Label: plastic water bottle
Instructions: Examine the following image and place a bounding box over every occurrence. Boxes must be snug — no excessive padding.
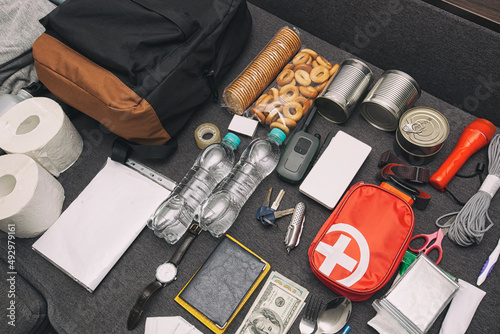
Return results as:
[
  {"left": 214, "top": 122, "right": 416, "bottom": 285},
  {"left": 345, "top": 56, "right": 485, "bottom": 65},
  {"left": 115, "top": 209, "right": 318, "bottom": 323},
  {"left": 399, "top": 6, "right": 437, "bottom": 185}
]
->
[
  {"left": 0, "top": 82, "right": 45, "bottom": 118},
  {"left": 147, "top": 132, "right": 241, "bottom": 244},
  {"left": 197, "top": 128, "right": 286, "bottom": 237}
]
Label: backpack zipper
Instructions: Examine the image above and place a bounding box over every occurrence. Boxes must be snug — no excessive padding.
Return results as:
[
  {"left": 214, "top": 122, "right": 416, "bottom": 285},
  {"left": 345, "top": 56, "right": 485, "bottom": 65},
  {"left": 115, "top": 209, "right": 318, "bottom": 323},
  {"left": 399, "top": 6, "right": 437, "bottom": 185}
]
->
[
  {"left": 202, "top": 69, "right": 219, "bottom": 101},
  {"left": 202, "top": 28, "right": 234, "bottom": 101},
  {"left": 203, "top": 0, "right": 251, "bottom": 101}
]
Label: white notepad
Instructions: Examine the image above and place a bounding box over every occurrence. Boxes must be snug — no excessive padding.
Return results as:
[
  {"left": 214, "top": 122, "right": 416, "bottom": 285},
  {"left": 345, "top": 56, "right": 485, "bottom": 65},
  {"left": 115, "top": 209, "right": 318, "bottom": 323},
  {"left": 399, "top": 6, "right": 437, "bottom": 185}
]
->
[
  {"left": 33, "top": 158, "right": 172, "bottom": 292},
  {"left": 299, "top": 131, "right": 371, "bottom": 210}
]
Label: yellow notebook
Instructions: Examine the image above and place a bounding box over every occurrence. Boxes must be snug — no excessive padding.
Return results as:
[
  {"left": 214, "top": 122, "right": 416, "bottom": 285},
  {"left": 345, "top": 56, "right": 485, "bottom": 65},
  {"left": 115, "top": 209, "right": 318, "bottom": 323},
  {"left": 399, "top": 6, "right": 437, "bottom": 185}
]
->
[{"left": 175, "top": 235, "right": 270, "bottom": 334}]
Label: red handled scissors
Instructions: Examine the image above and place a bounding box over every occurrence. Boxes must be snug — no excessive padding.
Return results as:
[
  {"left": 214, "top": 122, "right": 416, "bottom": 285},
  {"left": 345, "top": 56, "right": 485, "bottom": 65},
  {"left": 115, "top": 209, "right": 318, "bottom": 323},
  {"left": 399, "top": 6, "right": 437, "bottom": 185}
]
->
[{"left": 409, "top": 228, "right": 447, "bottom": 264}]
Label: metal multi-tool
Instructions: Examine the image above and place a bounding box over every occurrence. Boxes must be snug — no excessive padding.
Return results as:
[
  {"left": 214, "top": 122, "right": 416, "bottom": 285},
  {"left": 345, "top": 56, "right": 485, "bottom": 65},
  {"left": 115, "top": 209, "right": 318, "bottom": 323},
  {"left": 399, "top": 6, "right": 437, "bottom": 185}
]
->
[{"left": 284, "top": 202, "right": 306, "bottom": 253}]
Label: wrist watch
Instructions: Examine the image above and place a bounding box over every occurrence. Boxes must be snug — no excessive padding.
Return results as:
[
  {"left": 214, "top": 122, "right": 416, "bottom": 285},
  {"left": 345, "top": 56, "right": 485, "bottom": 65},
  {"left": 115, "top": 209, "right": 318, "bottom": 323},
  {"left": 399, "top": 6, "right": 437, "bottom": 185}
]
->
[{"left": 127, "top": 222, "right": 202, "bottom": 330}]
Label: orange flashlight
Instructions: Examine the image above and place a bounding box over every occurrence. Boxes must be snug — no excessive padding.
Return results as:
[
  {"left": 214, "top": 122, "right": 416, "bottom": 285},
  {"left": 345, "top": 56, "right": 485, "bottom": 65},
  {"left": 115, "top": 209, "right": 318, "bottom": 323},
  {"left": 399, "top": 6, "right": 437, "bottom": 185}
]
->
[{"left": 429, "top": 118, "right": 496, "bottom": 191}]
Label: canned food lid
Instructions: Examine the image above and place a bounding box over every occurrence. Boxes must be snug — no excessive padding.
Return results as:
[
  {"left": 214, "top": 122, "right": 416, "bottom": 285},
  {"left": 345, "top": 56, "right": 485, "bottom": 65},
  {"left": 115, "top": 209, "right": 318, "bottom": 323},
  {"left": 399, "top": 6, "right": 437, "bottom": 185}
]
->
[{"left": 398, "top": 107, "right": 449, "bottom": 148}]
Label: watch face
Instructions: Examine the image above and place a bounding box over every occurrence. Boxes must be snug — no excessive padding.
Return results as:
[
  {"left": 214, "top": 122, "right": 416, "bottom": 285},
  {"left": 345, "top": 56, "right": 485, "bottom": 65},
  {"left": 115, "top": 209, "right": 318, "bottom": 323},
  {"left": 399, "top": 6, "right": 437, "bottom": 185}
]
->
[{"left": 155, "top": 262, "right": 177, "bottom": 284}]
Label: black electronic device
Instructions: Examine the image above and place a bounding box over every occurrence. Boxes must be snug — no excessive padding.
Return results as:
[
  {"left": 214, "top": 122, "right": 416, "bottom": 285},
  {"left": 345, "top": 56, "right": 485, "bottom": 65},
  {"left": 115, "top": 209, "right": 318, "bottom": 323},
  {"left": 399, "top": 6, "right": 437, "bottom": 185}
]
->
[{"left": 277, "top": 106, "right": 320, "bottom": 184}]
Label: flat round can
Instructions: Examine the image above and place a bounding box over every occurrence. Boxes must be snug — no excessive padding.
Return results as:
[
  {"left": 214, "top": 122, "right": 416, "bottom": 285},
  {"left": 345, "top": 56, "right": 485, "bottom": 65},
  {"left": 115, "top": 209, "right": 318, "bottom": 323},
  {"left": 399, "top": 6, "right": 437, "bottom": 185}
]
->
[{"left": 398, "top": 107, "right": 449, "bottom": 155}]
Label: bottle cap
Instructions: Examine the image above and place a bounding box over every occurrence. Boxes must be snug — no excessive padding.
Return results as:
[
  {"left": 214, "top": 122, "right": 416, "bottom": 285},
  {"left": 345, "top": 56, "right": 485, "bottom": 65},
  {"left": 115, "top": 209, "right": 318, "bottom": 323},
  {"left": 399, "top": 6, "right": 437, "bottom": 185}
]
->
[
  {"left": 223, "top": 132, "right": 241, "bottom": 149},
  {"left": 269, "top": 128, "right": 286, "bottom": 144}
]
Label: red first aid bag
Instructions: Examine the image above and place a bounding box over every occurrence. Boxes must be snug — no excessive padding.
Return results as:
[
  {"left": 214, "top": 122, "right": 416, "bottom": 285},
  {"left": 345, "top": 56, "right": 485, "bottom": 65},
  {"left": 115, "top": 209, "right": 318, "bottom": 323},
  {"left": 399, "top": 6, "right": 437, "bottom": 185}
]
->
[{"left": 308, "top": 182, "right": 414, "bottom": 301}]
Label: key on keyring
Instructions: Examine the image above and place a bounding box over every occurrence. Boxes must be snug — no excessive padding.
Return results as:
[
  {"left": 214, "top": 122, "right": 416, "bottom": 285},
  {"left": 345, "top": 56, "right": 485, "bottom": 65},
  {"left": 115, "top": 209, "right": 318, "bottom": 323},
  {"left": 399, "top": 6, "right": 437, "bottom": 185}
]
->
[
  {"left": 256, "top": 188, "right": 293, "bottom": 226},
  {"left": 256, "top": 188, "right": 281, "bottom": 219},
  {"left": 256, "top": 187, "right": 274, "bottom": 220},
  {"left": 262, "top": 187, "right": 272, "bottom": 207},
  {"left": 261, "top": 208, "right": 295, "bottom": 226},
  {"left": 270, "top": 189, "right": 285, "bottom": 210}
]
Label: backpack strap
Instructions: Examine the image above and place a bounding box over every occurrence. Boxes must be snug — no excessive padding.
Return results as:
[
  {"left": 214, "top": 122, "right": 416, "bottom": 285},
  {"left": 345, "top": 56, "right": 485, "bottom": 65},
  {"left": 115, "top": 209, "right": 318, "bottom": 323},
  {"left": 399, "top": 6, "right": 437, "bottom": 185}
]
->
[{"left": 111, "top": 137, "right": 178, "bottom": 163}]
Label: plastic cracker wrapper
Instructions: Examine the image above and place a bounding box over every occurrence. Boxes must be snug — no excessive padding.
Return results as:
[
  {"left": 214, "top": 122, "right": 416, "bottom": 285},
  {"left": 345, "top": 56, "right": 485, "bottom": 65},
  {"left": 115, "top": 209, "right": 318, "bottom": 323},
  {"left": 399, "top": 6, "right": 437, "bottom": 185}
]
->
[
  {"left": 222, "top": 26, "right": 302, "bottom": 116},
  {"left": 244, "top": 49, "right": 339, "bottom": 136}
]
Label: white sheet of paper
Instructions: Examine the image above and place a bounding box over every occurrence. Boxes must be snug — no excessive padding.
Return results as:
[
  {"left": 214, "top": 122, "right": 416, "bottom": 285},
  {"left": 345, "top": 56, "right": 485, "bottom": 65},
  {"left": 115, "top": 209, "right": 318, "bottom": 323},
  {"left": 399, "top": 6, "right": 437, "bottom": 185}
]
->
[
  {"left": 145, "top": 316, "right": 202, "bottom": 334},
  {"left": 33, "top": 158, "right": 171, "bottom": 292}
]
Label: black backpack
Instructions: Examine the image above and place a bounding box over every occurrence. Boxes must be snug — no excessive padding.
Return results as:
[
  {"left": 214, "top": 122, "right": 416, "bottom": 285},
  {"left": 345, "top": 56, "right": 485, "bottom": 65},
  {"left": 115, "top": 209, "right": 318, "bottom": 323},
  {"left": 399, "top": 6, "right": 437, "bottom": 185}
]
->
[{"left": 33, "top": 0, "right": 252, "bottom": 155}]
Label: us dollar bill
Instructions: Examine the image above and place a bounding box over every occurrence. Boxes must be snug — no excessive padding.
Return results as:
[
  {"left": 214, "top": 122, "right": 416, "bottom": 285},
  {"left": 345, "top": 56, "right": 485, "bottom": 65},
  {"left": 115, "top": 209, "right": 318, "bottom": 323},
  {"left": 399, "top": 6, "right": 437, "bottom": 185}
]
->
[
  {"left": 235, "top": 271, "right": 308, "bottom": 334},
  {"left": 268, "top": 271, "right": 309, "bottom": 298}
]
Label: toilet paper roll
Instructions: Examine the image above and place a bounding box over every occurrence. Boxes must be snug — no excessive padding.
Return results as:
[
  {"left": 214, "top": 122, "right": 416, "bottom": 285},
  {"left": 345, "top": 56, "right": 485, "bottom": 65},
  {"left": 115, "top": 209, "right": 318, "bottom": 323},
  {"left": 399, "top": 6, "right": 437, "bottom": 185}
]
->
[
  {"left": 0, "top": 97, "right": 83, "bottom": 177},
  {"left": 0, "top": 154, "right": 65, "bottom": 238}
]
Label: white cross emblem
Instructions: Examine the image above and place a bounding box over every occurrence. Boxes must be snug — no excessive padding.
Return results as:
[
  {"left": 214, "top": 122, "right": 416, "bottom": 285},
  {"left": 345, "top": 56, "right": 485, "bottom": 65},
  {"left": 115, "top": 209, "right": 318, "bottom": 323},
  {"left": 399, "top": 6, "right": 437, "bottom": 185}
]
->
[
  {"left": 315, "top": 223, "right": 370, "bottom": 287},
  {"left": 316, "top": 234, "right": 357, "bottom": 274}
]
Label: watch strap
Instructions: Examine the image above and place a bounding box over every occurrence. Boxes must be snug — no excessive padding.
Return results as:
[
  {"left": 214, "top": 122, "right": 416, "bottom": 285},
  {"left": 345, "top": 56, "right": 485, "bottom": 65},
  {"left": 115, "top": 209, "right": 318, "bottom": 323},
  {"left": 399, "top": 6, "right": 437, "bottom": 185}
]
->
[
  {"left": 127, "top": 280, "right": 164, "bottom": 330},
  {"left": 169, "top": 221, "right": 202, "bottom": 266},
  {"left": 127, "top": 222, "right": 202, "bottom": 330}
]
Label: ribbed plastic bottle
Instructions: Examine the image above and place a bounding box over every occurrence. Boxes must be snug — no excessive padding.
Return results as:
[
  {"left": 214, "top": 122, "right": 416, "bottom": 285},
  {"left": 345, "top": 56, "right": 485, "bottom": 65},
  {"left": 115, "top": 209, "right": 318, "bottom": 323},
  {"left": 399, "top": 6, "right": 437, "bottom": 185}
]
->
[
  {"left": 0, "top": 82, "right": 45, "bottom": 118},
  {"left": 147, "top": 132, "right": 241, "bottom": 244},
  {"left": 0, "top": 89, "right": 32, "bottom": 118},
  {"left": 197, "top": 128, "right": 286, "bottom": 237}
]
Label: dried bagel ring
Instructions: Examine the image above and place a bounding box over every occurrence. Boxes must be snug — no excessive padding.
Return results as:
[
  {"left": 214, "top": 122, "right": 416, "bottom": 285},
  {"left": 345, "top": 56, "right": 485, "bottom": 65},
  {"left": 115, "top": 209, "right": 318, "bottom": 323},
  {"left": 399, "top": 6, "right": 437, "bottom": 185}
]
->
[
  {"left": 292, "top": 52, "right": 311, "bottom": 66},
  {"left": 269, "top": 87, "right": 279, "bottom": 102},
  {"left": 316, "top": 56, "right": 333, "bottom": 69},
  {"left": 276, "top": 69, "right": 294, "bottom": 86},
  {"left": 270, "top": 121, "right": 289, "bottom": 136},
  {"left": 281, "top": 117, "right": 297, "bottom": 129},
  {"left": 303, "top": 99, "right": 313, "bottom": 114},
  {"left": 301, "top": 48, "right": 318, "bottom": 59},
  {"left": 256, "top": 94, "right": 272, "bottom": 109},
  {"left": 282, "top": 101, "right": 303, "bottom": 121},
  {"left": 265, "top": 107, "right": 281, "bottom": 125},
  {"left": 295, "top": 69, "right": 312, "bottom": 86},
  {"left": 315, "top": 81, "right": 329, "bottom": 92},
  {"left": 294, "top": 63, "right": 312, "bottom": 73},
  {"left": 310, "top": 65, "right": 330, "bottom": 84},
  {"left": 294, "top": 96, "right": 308, "bottom": 108},
  {"left": 250, "top": 107, "right": 266, "bottom": 123},
  {"left": 264, "top": 101, "right": 282, "bottom": 114},
  {"left": 279, "top": 79, "right": 296, "bottom": 90},
  {"left": 330, "top": 63, "right": 340, "bottom": 76},
  {"left": 299, "top": 86, "right": 318, "bottom": 99},
  {"left": 280, "top": 84, "right": 300, "bottom": 102}
]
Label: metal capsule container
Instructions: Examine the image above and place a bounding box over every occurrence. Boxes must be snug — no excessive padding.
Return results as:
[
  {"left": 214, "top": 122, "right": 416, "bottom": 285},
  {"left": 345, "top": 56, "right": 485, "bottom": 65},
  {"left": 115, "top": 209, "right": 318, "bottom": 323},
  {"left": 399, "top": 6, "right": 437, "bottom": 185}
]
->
[
  {"left": 315, "top": 58, "right": 373, "bottom": 124},
  {"left": 395, "top": 107, "right": 449, "bottom": 165},
  {"left": 361, "top": 70, "right": 421, "bottom": 131}
]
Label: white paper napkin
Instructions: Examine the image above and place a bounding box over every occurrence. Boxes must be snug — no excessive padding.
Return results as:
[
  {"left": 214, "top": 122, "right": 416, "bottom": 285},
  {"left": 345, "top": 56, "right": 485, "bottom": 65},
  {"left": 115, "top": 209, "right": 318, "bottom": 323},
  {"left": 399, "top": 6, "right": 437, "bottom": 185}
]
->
[{"left": 145, "top": 316, "right": 202, "bottom": 334}]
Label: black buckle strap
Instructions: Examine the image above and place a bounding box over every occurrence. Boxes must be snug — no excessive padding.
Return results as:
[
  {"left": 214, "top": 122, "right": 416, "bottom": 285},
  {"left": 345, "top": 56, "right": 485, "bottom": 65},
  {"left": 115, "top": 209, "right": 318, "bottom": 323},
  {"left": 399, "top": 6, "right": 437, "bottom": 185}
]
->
[
  {"left": 379, "top": 151, "right": 432, "bottom": 210},
  {"left": 412, "top": 166, "right": 423, "bottom": 184},
  {"left": 379, "top": 150, "right": 430, "bottom": 184},
  {"left": 386, "top": 175, "right": 431, "bottom": 210}
]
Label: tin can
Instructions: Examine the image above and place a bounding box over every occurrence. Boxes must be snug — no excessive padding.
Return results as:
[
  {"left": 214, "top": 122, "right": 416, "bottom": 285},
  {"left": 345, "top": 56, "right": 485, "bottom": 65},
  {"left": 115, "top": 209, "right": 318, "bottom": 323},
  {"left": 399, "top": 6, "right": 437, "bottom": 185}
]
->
[
  {"left": 315, "top": 59, "right": 373, "bottom": 123},
  {"left": 361, "top": 70, "right": 421, "bottom": 131},
  {"left": 395, "top": 107, "right": 449, "bottom": 165}
]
